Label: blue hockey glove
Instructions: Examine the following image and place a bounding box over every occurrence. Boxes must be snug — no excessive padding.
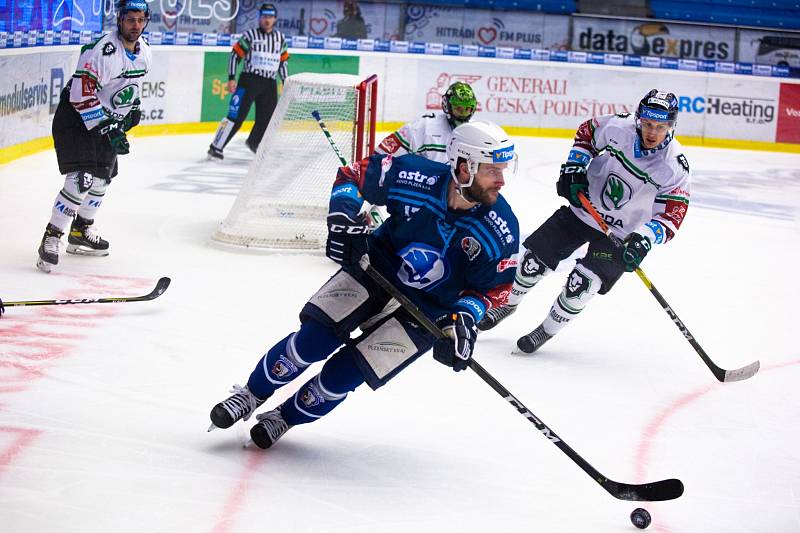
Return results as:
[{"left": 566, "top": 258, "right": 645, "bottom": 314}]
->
[
  {"left": 621, "top": 232, "right": 651, "bottom": 272},
  {"left": 96, "top": 118, "right": 130, "bottom": 155},
  {"left": 433, "top": 312, "right": 478, "bottom": 372},
  {"left": 556, "top": 163, "right": 589, "bottom": 207},
  {"left": 326, "top": 212, "right": 370, "bottom": 271}
]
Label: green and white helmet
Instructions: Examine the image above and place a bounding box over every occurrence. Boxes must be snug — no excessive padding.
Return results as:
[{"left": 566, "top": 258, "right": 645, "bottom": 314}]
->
[
  {"left": 442, "top": 81, "right": 477, "bottom": 128},
  {"left": 446, "top": 120, "right": 517, "bottom": 192}
]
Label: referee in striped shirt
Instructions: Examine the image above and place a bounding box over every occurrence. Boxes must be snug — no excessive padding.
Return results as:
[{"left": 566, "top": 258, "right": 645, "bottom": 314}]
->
[{"left": 208, "top": 3, "right": 289, "bottom": 160}]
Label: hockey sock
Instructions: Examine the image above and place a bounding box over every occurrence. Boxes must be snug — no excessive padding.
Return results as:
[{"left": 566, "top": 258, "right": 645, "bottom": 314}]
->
[
  {"left": 508, "top": 250, "right": 553, "bottom": 307},
  {"left": 211, "top": 118, "right": 234, "bottom": 151},
  {"left": 279, "top": 348, "right": 365, "bottom": 426},
  {"left": 75, "top": 178, "right": 109, "bottom": 222},
  {"left": 48, "top": 172, "right": 94, "bottom": 233},
  {"left": 247, "top": 319, "right": 342, "bottom": 399},
  {"left": 541, "top": 263, "right": 601, "bottom": 335}
]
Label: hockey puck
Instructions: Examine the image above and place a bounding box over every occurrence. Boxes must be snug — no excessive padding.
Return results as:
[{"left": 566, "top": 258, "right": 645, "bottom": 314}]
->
[{"left": 630, "top": 507, "right": 651, "bottom": 529}]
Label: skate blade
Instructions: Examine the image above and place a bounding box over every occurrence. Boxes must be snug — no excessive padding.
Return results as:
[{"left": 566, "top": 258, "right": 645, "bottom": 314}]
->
[
  {"left": 36, "top": 258, "right": 54, "bottom": 273},
  {"left": 66, "top": 244, "right": 110, "bottom": 256}
]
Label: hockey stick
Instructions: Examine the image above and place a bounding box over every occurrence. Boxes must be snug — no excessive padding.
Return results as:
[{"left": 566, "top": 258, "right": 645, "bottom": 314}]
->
[
  {"left": 311, "top": 109, "right": 385, "bottom": 228},
  {"left": 577, "top": 191, "right": 759, "bottom": 383},
  {"left": 311, "top": 110, "right": 348, "bottom": 166},
  {"left": 358, "top": 254, "right": 683, "bottom": 502},
  {"left": 2, "top": 277, "right": 171, "bottom": 308}
]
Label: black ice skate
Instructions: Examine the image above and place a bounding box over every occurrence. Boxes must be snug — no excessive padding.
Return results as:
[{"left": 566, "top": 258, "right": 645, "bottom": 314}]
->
[
  {"left": 250, "top": 408, "right": 291, "bottom": 449},
  {"left": 67, "top": 216, "right": 109, "bottom": 256},
  {"left": 477, "top": 304, "right": 517, "bottom": 331},
  {"left": 208, "top": 384, "right": 266, "bottom": 431},
  {"left": 517, "top": 325, "right": 553, "bottom": 354},
  {"left": 207, "top": 145, "right": 224, "bottom": 160},
  {"left": 36, "top": 223, "right": 63, "bottom": 273}
]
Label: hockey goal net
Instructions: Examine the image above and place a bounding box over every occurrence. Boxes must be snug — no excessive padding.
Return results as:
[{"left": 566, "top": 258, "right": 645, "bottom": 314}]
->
[{"left": 212, "top": 73, "right": 378, "bottom": 250}]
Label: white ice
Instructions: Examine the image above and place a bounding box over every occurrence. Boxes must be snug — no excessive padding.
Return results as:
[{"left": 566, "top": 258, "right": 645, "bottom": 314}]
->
[{"left": 1, "top": 134, "right": 798, "bottom": 533}]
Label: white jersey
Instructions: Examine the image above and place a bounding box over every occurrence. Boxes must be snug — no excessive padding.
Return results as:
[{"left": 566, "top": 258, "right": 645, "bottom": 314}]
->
[
  {"left": 568, "top": 114, "right": 691, "bottom": 245},
  {"left": 69, "top": 31, "right": 152, "bottom": 131},
  {"left": 375, "top": 111, "right": 453, "bottom": 164}
]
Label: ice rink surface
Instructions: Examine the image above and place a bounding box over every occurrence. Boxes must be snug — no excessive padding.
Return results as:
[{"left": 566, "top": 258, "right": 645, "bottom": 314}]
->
[{"left": 1, "top": 133, "right": 799, "bottom": 533}]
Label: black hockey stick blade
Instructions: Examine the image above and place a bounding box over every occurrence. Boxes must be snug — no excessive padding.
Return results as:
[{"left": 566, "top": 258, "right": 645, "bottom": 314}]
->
[
  {"left": 602, "top": 477, "right": 684, "bottom": 502},
  {"left": 3, "top": 277, "right": 171, "bottom": 307}
]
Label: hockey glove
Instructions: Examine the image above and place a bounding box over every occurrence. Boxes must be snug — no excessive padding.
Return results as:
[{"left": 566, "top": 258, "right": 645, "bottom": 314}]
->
[
  {"left": 326, "top": 212, "right": 370, "bottom": 271},
  {"left": 621, "top": 232, "right": 652, "bottom": 272},
  {"left": 556, "top": 163, "right": 589, "bottom": 208},
  {"left": 122, "top": 99, "right": 141, "bottom": 132},
  {"left": 96, "top": 119, "right": 130, "bottom": 155},
  {"left": 433, "top": 312, "right": 477, "bottom": 372}
]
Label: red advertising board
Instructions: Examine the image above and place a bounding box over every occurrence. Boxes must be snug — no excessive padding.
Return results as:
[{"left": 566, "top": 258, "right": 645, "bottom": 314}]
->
[{"left": 776, "top": 83, "right": 800, "bottom": 143}]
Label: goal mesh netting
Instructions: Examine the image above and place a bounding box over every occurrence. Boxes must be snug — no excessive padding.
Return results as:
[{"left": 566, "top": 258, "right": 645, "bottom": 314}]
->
[{"left": 212, "top": 73, "right": 377, "bottom": 250}]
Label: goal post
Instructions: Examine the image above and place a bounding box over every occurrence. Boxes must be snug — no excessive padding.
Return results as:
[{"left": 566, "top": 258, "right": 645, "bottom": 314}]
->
[{"left": 211, "top": 73, "right": 378, "bottom": 250}]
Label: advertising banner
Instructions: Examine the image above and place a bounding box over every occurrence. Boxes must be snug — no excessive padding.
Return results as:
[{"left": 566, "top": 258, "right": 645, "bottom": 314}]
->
[
  {"left": 200, "top": 50, "right": 359, "bottom": 122},
  {"left": 571, "top": 17, "right": 735, "bottom": 62},
  {"left": 142, "top": 49, "right": 203, "bottom": 125},
  {"left": 403, "top": 5, "right": 569, "bottom": 50},
  {"left": 392, "top": 57, "right": 785, "bottom": 143},
  {"left": 738, "top": 29, "right": 800, "bottom": 68},
  {"left": 0, "top": 51, "right": 78, "bottom": 148},
  {"left": 1, "top": 0, "right": 103, "bottom": 32},
  {"left": 134, "top": 0, "right": 235, "bottom": 34},
  {"left": 235, "top": 0, "right": 404, "bottom": 41},
  {"left": 776, "top": 83, "right": 800, "bottom": 143}
]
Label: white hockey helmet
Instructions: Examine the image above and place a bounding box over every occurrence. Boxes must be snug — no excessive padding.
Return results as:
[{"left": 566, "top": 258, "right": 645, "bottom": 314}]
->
[{"left": 446, "top": 120, "right": 517, "bottom": 190}]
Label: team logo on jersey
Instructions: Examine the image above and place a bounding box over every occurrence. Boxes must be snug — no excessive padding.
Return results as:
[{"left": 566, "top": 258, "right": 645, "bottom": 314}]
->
[
  {"left": 111, "top": 84, "right": 137, "bottom": 109},
  {"left": 379, "top": 135, "right": 401, "bottom": 154},
  {"left": 397, "top": 243, "right": 445, "bottom": 289},
  {"left": 496, "top": 257, "right": 518, "bottom": 272},
  {"left": 102, "top": 42, "right": 116, "bottom": 56},
  {"left": 601, "top": 173, "right": 633, "bottom": 210},
  {"left": 676, "top": 154, "right": 690, "bottom": 173},
  {"left": 461, "top": 237, "right": 481, "bottom": 261},
  {"left": 486, "top": 210, "right": 514, "bottom": 244}
]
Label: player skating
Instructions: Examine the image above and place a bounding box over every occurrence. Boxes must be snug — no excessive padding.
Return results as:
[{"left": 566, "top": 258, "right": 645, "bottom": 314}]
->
[
  {"left": 208, "top": 121, "right": 519, "bottom": 448},
  {"left": 375, "top": 81, "right": 477, "bottom": 163},
  {"left": 478, "top": 90, "right": 691, "bottom": 354},
  {"left": 207, "top": 3, "right": 288, "bottom": 160},
  {"left": 36, "top": 0, "right": 151, "bottom": 273}
]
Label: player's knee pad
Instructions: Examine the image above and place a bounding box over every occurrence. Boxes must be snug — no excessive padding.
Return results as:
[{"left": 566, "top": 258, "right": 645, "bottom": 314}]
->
[
  {"left": 556, "top": 263, "right": 602, "bottom": 316},
  {"left": 60, "top": 171, "right": 94, "bottom": 203},
  {"left": 516, "top": 249, "right": 552, "bottom": 288}
]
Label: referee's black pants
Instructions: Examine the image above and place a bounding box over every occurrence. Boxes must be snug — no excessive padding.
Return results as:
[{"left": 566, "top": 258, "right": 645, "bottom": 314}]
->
[{"left": 223, "top": 72, "right": 278, "bottom": 151}]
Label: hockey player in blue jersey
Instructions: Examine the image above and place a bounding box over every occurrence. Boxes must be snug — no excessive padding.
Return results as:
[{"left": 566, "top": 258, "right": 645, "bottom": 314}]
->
[{"left": 208, "top": 120, "right": 520, "bottom": 449}]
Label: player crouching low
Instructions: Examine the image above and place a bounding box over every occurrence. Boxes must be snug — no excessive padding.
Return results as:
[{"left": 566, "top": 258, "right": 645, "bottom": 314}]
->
[{"left": 208, "top": 121, "right": 520, "bottom": 449}]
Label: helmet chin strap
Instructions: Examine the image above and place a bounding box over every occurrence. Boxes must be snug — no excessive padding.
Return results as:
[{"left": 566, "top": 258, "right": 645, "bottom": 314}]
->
[{"left": 451, "top": 160, "right": 479, "bottom": 204}]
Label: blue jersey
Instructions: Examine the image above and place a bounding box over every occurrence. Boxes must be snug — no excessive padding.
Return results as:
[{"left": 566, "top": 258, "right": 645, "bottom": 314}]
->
[{"left": 330, "top": 153, "right": 519, "bottom": 323}]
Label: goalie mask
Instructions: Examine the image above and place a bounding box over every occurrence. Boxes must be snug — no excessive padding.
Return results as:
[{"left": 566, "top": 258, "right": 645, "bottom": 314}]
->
[
  {"left": 446, "top": 120, "right": 517, "bottom": 197},
  {"left": 442, "top": 82, "right": 477, "bottom": 128}
]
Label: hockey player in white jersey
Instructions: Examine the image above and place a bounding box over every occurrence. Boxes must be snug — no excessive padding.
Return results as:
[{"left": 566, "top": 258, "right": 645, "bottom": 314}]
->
[
  {"left": 36, "top": 0, "right": 151, "bottom": 273},
  {"left": 477, "top": 90, "right": 691, "bottom": 354},
  {"left": 375, "top": 81, "right": 476, "bottom": 163}
]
